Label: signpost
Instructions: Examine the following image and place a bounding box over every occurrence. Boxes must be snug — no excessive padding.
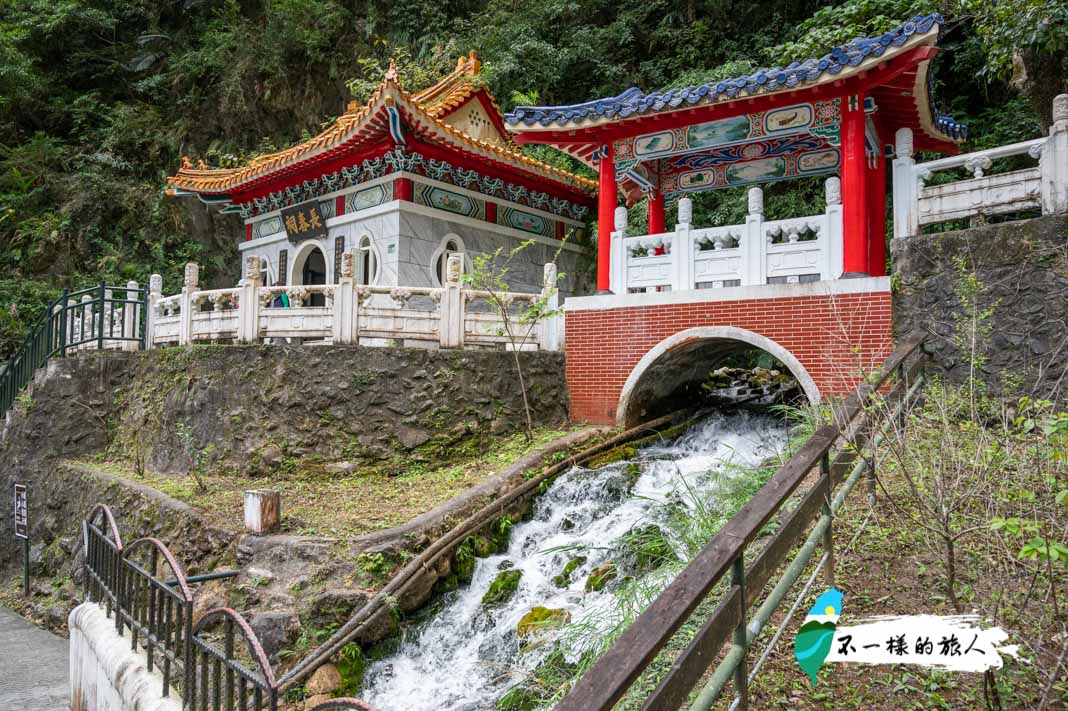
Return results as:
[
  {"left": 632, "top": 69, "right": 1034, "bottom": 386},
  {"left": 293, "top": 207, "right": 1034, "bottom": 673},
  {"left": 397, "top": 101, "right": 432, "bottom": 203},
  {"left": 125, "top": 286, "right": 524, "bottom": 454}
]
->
[{"left": 13, "top": 483, "right": 28, "bottom": 596}]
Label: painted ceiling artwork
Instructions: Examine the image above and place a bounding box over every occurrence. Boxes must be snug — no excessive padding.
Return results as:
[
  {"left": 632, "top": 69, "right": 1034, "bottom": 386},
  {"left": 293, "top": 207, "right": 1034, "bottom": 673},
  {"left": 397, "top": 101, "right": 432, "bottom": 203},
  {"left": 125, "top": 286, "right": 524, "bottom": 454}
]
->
[{"left": 614, "top": 100, "right": 843, "bottom": 197}]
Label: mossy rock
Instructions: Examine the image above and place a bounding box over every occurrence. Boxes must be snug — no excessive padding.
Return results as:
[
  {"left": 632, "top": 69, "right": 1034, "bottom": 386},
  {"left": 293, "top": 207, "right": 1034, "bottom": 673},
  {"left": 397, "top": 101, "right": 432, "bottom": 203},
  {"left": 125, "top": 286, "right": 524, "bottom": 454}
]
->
[
  {"left": 517, "top": 606, "right": 571, "bottom": 639},
  {"left": 496, "top": 686, "right": 540, "bottom": 711},
  {"left": 434, "top": 573, "right": 459, "bottom": 594},
  {"left": 336, "top": 643, "right": 366, "bottom": 696},
  {"left": 584, "top": 562, "right": 617, "bottom": 592},
  {"left": 587, "top": 445, "right": 636, "bottom": 468},
  {"left": 482, "top": 569, "right": 523, "bottom": 607},
  {"left": 468, "top": 535, "right": 497, "bottom": 558},
  {"left": 455, "top": 552, "right": 476, "bottom": 584},
  {"left": 552, "top": 555, "right": 587, "bottom": 588}
]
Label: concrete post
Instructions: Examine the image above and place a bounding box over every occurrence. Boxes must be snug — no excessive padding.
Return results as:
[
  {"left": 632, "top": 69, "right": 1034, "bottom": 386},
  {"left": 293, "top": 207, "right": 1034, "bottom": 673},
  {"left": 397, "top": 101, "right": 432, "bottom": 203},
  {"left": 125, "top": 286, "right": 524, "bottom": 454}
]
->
[
  {"left": 539, "top": 262, "right": 562, "bottom": 351},
  {"left": 145, "top": 275, "right": 161, "bottom": 350},
  {"left": 123, "top": 281, "right": 138, "bottom": 351},
  {"left": 744, "top": 187, "right": 765, "bottom": 286},
  {"left": 825, "top": 177, "right": 844, "bottom": 279},
  {"left": 238, "top": 256, "right": 262, "bottom": 344},
  {"left": 243, "top": 490, "right": 280, "bottom": 534},
  {"left": 609, "top": 206, "right": 629, "bottom": 294},
  {"left": 672, "top": 197, "right": 694, "bottom": 292},
  {"left": 440, "top": 253, "right": 464, "bottom": 348},
  {"left": 333, "top": 252, "right": 355, "bottom": 345},
  {"left": 79, "top": 294, "right": 93, "bottom": 351},
  {"left": 1040, "top": 94, "right": 1068, "bottom": 215},
  {"left": 892, "top": 127, "right": 919, "bottom": 239},
  {"left": 178, "top": 262, "right": 198, "bottom": 346}
]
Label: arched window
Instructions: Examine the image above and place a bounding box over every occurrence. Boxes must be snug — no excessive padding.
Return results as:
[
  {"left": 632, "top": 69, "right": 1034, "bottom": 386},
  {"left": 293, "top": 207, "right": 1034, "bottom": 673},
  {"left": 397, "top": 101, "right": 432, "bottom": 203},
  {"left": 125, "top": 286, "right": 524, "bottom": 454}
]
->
[
  {"left": 432, "top": 234, "right": 468, "bottom": 286},
  {"left": 356, "top": 234, "right": 378, "bottom": 286}
]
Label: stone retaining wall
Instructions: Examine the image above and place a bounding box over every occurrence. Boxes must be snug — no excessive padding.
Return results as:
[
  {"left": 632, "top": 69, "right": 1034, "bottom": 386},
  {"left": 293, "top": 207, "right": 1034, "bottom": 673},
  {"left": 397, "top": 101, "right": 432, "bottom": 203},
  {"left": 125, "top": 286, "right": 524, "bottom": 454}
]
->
[{"left": 891, "top": 215, "right": 1068, "bottom": 399}]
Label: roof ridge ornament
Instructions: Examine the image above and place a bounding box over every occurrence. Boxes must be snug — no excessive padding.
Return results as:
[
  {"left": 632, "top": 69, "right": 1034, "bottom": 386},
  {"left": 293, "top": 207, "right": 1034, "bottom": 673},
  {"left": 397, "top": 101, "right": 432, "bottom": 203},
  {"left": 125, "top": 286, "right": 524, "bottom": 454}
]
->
[{"left": 385, "top": 58, "right": 399, "bottom": 83}]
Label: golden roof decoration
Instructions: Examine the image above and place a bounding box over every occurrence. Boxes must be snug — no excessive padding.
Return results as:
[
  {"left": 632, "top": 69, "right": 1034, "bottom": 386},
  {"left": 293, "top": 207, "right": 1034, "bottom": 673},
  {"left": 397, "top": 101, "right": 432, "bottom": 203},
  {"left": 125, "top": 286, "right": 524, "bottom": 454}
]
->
[{"left": 167, "top": 52, "right": 593, "bottom": 197}]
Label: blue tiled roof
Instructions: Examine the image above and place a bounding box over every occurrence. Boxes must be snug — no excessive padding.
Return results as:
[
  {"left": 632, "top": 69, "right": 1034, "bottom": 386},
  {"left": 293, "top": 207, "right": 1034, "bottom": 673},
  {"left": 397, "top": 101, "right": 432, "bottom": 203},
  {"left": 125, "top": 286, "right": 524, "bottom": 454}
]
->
[{"left": 506, "top": 13, "right": 966, "bottom": 141}]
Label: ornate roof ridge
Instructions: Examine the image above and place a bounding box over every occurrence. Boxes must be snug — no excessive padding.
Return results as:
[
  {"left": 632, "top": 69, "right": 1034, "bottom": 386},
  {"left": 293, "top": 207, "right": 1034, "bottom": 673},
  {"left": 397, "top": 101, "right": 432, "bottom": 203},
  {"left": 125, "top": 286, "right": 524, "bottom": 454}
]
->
[
  {"left": 505, "top": 13, "right": 965, "bottom": 142},
  {"left": 167, "top": 58, "right": 594, "bottom": 196}
]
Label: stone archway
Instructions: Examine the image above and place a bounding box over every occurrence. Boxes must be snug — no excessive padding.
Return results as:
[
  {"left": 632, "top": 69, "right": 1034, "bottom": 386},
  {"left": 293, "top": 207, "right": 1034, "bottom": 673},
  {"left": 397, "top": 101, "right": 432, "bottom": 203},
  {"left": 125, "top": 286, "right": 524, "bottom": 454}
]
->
[{"left": 615, "top": 326, "right": 820, "bottom": 427}]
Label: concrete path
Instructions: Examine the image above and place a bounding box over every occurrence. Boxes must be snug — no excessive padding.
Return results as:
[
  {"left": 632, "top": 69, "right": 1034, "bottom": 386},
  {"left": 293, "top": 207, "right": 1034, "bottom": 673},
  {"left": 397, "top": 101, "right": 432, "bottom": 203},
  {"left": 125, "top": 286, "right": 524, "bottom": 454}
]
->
[{"left": 0, "top": 605, "right": 69, "bottom": 710}]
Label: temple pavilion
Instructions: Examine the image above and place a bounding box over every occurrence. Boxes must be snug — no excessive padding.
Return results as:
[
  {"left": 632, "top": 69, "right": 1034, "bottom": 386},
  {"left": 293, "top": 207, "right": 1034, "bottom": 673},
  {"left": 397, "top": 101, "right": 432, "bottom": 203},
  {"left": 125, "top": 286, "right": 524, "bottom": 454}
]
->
[
  {"left": 166, "top": 52, "right": 596, "bottom": 297},
  {"left": 504, "top": 13, "right": 967, "bottom": 292}
]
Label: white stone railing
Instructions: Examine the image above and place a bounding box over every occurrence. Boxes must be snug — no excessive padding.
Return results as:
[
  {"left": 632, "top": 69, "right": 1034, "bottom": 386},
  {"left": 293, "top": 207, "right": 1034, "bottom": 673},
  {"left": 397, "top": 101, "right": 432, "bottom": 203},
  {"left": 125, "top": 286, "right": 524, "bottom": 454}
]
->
[
  {"left": 610, "top": 178, "right": 843, "bottom": 293},
  {"left": 145, "top": 255, "right": 563, "bottom": 351},
  {"left": 893, "top": 94, "right": 1068, "bottom": 237}
]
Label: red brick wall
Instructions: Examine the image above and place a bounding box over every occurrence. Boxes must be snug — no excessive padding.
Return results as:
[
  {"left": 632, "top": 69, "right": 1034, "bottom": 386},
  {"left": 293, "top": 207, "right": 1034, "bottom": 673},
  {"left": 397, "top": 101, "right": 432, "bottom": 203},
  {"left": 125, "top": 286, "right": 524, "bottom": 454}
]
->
[{"left": 565, "top": 290, "right": 893, "bottom": 424}]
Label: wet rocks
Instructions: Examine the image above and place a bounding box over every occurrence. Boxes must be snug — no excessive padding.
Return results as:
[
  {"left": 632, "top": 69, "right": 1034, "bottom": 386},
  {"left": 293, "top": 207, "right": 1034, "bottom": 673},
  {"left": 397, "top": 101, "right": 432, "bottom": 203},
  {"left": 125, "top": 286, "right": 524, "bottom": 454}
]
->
[
  {"left": 551, "top": 555, "right": 586, "bottom": 588},
  {"left": 482, "top": 569, "right": 522, "bottom": 607},
  {"left": 517, "top": 606, "right": 570, "bottom": 639},
  {"left": 584, "top": 562, "right": 617, "bottom": 592}
]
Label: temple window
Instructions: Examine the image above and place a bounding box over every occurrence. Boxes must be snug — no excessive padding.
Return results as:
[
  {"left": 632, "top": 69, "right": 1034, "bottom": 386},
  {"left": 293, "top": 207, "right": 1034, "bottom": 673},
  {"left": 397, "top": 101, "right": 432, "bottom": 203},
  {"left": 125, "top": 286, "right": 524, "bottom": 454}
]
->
[
  {"left": 432, "top": 234, "right": 466, "bottom": 286},
  {"left": 357, "top": 234, "right": 379, "bottom": 286}
]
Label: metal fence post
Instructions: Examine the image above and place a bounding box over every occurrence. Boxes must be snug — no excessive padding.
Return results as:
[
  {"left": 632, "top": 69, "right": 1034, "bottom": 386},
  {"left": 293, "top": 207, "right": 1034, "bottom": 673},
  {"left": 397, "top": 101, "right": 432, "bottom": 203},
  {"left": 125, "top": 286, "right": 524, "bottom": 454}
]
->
[
  {"left": 821, "top": 452, "right": 835, "bottom": 586},
  {"left": 732, "top": 555, "right": 749, "bottom": 709}
]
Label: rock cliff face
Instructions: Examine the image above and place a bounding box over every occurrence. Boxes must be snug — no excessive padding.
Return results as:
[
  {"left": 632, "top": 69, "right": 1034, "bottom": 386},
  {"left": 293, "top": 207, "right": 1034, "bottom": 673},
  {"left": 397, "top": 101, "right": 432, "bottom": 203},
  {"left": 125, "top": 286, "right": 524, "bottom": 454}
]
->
[{"left": 892, "top": 215, "right": 1068, "bottom": 400}]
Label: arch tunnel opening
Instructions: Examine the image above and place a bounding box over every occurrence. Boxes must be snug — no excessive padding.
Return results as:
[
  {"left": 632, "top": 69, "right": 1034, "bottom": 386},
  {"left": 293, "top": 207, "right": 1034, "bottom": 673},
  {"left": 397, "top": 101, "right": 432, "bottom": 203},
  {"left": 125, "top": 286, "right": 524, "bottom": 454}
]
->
[{"left": 616, "top": 328, "right": 820, "bottom": 428}]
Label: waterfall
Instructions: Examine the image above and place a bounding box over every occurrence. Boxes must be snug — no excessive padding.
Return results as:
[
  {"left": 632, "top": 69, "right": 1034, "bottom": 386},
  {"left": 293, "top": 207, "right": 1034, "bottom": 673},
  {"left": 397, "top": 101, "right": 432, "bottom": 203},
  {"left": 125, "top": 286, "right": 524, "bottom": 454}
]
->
[{"left": 362, "top": 411, "right": 789, "bottom": 710}]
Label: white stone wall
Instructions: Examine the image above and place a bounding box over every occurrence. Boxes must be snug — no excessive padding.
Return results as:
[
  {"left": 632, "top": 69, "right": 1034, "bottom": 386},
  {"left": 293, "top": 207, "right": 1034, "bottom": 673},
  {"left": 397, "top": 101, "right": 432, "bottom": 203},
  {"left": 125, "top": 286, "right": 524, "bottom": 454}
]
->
[
  {"left": 238, "top": 200, "right": 589, "bottom": 297},
  {"left": 69, "top": 602, "right": 183, "bottom": 711}
]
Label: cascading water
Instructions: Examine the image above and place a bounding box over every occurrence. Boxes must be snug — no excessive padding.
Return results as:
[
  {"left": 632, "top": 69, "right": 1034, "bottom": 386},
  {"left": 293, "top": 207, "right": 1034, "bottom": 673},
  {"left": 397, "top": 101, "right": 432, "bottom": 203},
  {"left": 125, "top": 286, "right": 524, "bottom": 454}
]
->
[{"left": 361, "top": 411, "right": 789, "bottom": 711}]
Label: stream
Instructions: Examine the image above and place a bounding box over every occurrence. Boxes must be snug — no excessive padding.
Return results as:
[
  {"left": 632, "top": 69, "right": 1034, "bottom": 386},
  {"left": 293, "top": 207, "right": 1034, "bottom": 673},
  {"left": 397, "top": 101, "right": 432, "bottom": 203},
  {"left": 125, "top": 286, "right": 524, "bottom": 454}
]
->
[{"left": 361, "top": 411, "right": 790, "bottom": 710}]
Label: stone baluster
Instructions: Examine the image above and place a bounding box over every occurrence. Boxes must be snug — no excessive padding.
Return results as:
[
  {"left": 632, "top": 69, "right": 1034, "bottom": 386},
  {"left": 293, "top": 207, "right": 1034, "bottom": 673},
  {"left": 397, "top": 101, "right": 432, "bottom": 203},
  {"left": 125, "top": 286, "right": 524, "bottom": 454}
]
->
[
  {"left": 673, "top": 197, "right": 694, "bottom": 291},
  {"left": 1041, "top": 94, "right": 1068, "bottom": 215},
  {"left": 609, "top": 206, "right": 629, "bottom": 294},
  {"left": 744, "top": 187, "right": 765, "bottom": 286},
  {"left": 539, "top": 262, "right": 562, "bottom": 351},
  {"left": 79, "top": 294, "right": 92, "bottom": 351},
  {"left": 825, "top": 176, "right": 844, "bottom": 279},
  {"left": 145, "top": 274, "right": 162, "bottom": 350},
  {"left": 439, "top": 253, "right": 464, "bottom": 348},
  {"left": 238, "top": 255, "right": 262, "bottom": 344},
  {"left": 892, "top": 127, "right": 919, "bottom": 239},
  {"left": 332, "top": 252, "right": 356, "bottom": 345},
  {"left": 179, "top": 262, "right": 198, "bottom": 346}
]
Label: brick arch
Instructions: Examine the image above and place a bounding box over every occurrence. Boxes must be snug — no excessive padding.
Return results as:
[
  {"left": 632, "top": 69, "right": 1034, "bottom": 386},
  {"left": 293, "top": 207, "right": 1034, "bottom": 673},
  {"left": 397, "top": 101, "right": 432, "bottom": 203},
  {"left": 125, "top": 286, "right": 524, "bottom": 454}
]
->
[{"left": 615, "top": 326, "right": 821, "bottom": 427}]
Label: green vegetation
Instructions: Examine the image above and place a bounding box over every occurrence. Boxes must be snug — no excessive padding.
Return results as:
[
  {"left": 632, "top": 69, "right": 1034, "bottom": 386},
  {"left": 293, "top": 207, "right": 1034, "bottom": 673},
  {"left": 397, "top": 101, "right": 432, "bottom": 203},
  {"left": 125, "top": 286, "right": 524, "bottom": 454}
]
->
[
  {"left": 482, "top": 569, "right": 523, "bottom": 607},
  {"left": 1, "top": 1, "right": 1060, "bottom": 356}
]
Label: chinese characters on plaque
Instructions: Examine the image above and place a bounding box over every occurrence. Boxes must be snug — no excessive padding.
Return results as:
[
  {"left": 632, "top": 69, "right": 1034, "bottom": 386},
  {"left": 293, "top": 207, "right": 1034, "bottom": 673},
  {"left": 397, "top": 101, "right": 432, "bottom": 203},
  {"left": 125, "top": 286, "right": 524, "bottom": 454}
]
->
[{"left": 281, "top": 202, "right": 328, "bottom": 242}]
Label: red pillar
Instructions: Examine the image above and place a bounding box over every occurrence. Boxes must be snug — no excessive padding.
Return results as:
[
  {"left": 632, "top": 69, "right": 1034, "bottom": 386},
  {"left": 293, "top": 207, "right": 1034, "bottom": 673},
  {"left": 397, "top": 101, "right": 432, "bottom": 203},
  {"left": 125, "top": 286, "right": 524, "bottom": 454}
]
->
[
  {"left": 840, "top": 93, "right": 869, "bottom": 276},
  {"left": 336, "top": 194, "right": 346, "bottom": 218},
  {"left": 485, "top": 201, "right": 497, "bottom": 224},
  {"left": 245, "top": 223, "right": 252, "bottom": 242},
  {"left": 597, "top": 145, "right": 617, "bottom": 292},
  {"left": 647, "top": 191, "right": 666, "bottom": 235},
  {"left": 395, "top": 177, "right": 413, "bottom": 202},
  {"left": 866, "top": 147, "right": 887, "bottom": 277}
]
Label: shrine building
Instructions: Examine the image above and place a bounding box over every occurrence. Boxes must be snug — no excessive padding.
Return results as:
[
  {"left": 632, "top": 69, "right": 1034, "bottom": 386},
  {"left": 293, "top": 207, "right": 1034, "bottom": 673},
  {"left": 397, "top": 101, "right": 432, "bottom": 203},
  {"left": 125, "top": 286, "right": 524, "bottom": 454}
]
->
[
  {"left": 504, "top": 14, "right": 969, "bottom": 423},
  {"left": 166, "top": 52, "right": 596, "bottom": 297}
]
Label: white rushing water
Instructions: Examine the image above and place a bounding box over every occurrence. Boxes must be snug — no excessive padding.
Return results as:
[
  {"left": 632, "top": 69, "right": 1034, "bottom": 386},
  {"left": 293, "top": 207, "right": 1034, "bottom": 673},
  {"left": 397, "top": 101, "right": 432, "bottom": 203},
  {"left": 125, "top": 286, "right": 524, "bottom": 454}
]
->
[{"left": 361, "top": 411, "right": 789, "bottom": 711}]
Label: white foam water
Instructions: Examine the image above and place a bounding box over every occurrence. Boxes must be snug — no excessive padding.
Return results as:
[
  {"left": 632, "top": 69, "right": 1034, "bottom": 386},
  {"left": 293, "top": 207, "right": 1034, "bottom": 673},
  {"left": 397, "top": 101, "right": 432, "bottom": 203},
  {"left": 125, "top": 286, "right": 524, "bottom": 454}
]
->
[{"left": 361, "top": 411, "right": 789, "bottom": 711}]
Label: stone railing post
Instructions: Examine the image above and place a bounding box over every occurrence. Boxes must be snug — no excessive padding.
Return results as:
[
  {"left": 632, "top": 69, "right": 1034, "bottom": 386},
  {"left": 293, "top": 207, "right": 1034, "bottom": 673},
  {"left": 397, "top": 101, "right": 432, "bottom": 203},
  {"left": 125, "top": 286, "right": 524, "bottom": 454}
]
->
[
  {"left": 238, "top": 256, "right": 262, "bottom": 344},
  {"left": 1041, "top": 94, "right": 1068, "bottom": 215},
  {"left": 824, "top": 177, "right": 844, "bottom": 278},
  {"left": 892, "top": 127, "right": 919, "bottom": 239},
  {"left": 145, "top": 274, "right": 161, "bottom": 350},
  {"left": 609, "top": 206, "right": 628, "bottom": 294},
  {"left": 440, "top": 253, "right": 464, "bottom": 348},
  {"left": 333, "top": 252, "right": 356, "bottom": 345},
  {"left": 122, "top": 281, "right": 138, "bottom": 351},
  {"left": 79, "top": 294, "right": 93, "bottom": 351},
  {"left": 673, "top": 197, "right": 694, "bottom": 291},
  {"left": 539, "top": 262, "right": 562, "bottom": 351},
  {"left": 743, "top": 187, "right": 765, "bottom": 286},
  {"left": 178, "top": 262, "right": 198, "bottom": 346}
]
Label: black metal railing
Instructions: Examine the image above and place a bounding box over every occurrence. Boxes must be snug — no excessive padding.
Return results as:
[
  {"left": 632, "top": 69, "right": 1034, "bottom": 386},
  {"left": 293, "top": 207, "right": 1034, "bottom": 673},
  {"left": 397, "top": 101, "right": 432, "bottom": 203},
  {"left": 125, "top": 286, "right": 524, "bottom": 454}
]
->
[
  {"left": 0, "top": 282, "right": 147, "bottom": 417},
  {"left": 82, "top": 504, "right": 380, "bottom": 711}
]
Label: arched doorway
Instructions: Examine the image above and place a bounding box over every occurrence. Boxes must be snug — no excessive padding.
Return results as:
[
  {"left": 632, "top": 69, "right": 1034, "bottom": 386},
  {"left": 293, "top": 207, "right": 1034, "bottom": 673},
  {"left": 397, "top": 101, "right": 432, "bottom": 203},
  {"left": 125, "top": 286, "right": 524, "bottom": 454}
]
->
[
  {"left": 292, "top": 242, "right": 328, "bottom": 306},
  {"left": 615, "top": 326, "right": 820, "bottom": 427}
]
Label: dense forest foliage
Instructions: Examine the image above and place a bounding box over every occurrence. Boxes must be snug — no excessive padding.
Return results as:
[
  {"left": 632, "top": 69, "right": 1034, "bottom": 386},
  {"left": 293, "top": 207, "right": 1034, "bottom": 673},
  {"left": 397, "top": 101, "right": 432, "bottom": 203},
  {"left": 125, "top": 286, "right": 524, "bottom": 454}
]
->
[{"left": 0, "top": 0, "right": 1065, "bottom": 355}]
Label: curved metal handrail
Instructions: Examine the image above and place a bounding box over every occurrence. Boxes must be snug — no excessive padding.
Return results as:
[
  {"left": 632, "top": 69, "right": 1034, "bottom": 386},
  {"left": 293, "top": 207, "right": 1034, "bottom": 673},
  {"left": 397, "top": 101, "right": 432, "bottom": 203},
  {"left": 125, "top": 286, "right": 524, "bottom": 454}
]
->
[
  {"left": 192, "top": 607, "right": 277, "bottom": 689},
  {"left": 124, "top": 536, "right": 194, "bottom": 603},
  {"left": 85, "top": 503, "right": 124, "bottom": 551}
]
